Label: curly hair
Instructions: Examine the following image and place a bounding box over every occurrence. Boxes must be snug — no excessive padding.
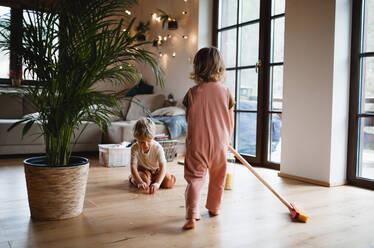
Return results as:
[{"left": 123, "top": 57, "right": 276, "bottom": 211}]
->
[
  {"left": 190, "top": 47, "right": 226, "bottom": 85},
  {"left": 133, "top": 117, "right": 156, "bottom": 140}
]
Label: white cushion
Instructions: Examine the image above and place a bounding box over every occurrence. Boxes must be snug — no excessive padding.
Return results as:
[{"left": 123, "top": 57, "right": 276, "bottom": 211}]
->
[
  {"left": 152, "top": 106, "right": 185, "bottom": 116},
  {"left": 23, "top": 112, "right": 40, "bottom": 119}
]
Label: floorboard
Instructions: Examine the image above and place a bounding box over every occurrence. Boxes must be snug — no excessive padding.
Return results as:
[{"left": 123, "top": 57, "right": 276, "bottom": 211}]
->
[{"left": 0, "top": 154, "right": 373, "bottom": 248}]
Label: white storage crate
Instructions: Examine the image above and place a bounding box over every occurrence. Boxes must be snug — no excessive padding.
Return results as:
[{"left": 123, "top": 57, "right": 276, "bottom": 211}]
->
[{"left": 99, "top": 143, "right": 131, "bottom": 167}]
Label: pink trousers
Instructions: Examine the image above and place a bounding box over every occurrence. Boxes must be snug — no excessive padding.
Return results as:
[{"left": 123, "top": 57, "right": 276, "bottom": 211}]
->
[{"left": 184, "top": 146, "right": 227, "bottom": 219}]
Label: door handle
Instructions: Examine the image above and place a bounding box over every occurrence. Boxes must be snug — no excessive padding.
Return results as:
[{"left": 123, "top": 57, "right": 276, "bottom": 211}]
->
[{"left": 255, "top": 60, "right": 262, "bottom": 73}]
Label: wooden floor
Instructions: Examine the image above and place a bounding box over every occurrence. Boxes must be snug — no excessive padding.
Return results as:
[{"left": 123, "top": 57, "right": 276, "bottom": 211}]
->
[{"left": 1, "top": 154, "right": 374, "bottom": 248}]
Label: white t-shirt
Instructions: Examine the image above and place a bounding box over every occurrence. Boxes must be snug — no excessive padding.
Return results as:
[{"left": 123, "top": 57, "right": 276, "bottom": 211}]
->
[{"left": 130, "top": 140, "right": 167, "bottom": 171}]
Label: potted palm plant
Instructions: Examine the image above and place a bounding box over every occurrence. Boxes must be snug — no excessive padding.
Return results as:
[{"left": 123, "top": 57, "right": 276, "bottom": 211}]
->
[{"left": 0, "top": 0, "right": 163, "bottom": 220}]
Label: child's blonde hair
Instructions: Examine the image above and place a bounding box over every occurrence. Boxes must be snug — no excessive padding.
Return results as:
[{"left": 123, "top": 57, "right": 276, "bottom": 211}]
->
[
  {"left": 190, "top": 47, "right": 225, "bottom": 84},
  {"left": 133, "top": 117, "right": 156, "bottom": 140}
]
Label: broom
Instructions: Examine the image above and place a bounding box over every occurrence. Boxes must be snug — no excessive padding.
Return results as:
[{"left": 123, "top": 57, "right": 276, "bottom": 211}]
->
[{"left": 228, "top": 146, "right": 308, "bottom": 223}]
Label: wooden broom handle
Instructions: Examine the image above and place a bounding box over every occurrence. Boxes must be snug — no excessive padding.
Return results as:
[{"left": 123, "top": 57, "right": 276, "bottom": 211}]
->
[{"left": 228, "top": 146, "right": 292, "bottom": 209}]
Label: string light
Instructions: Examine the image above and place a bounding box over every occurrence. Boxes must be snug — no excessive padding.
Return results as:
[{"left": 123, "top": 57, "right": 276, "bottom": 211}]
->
[
  {"left": 164, "top": 36, "right": 168, "bottom": 41},
  {"left": 167, "top": 34, "right": 172, "bottom": 38},
  {"left": 182, "top": 11, "right": 187, "bottom": 15},
  {"left": 182, "top": 35, "right": 188, "bottom": 39},
  {"left": 172, "top": 52, "right": 176, "bottom": 57},
  {"left": 125, "top": 10, "right": 131, "bottom": 15},
  {"left": 159, "top": 52, "right": 163, "bottom": 57}
]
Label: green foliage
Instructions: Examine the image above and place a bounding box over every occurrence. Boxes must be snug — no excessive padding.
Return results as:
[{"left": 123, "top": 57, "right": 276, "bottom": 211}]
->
[{"left": 0, "top": 0, "right": 164, "bottom": 166}]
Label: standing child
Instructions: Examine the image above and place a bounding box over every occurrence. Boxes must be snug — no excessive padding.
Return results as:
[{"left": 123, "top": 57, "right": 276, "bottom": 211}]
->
[
  {"left": 182, "top": 47, "right": 235, "bottom": 229},
  {"left": 129, "top": 117, "right": 176, "bottom": 194}
]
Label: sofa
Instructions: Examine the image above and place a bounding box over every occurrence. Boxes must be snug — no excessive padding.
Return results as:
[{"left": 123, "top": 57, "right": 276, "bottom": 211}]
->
[
  {"left": 0, "top": 94, "right": 102, "bottom": 155},
  {"left": 103, "top": 94, "right": 186, "bottom": 153},
  {"left": 0, "top": 93, "right": 186, "bottom": 155}
]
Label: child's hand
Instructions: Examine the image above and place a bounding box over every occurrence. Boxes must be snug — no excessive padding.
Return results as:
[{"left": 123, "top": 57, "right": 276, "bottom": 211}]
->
[
  {"left": 149, "top": 183, "right": 160, "bottom": 194},
  {"left": 137, "top": 182, "right": 149, "bottom": 190}
]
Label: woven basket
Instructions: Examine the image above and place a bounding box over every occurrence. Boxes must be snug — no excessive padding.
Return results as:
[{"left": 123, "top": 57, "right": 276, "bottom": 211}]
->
[
  {"left": 24, "top": 156, "right": 89, "bottom": 220},
  {"left": 156, "top": 140, "right": 177, "bottom": 162}
]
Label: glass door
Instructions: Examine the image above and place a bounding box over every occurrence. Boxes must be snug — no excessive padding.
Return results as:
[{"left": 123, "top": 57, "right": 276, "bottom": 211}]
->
[
  {"left": 215, "top": 0, "right": 284, "bottom": 167},
  {"left": 348, "top": 0, "right": 374, "bottom": 189}
]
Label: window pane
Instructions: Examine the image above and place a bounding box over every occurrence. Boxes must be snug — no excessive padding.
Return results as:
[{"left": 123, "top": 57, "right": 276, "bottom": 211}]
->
[
  {"left": 237, "top": 112, "right": 257, "bottom": 156},
  {"left": 23, "top": 10, "right": 37, "bottom": 80},
  {"left": 272, "top": 0, "right": 285, "bottom": 16},
  {"left": 270, "top": 65, "right": 283, "bottom": 110},
  {"left": 218, "top": 29, "right": 237, "bottom": 68},
  {"left": 357, "top": 117, "right": 374, "bottom": 180},
  {"left": 268, "top": 113, "right": 281, "bottom": 163},
  {"left": 362, "top": 0, "right": 374, "bottom": 53},
  {"left": 240, "top": 0, "right": 260, "bottom": 23},
  {"left": 270, "top": 17, "right": 284, "bottom": 63},
  {"left": 0, "top": 7, "right": 10, "bottom": 79},
  {"left": 238, "top": 68, "right": 257, "bottom": 110},
  {"left": 239, "top": 23, "right": 259, "bottom": 66},
  {"left": 219, "top": 0, "right": 238, "bottom": 28},
  {"left": 225, "top": 70, "right": 236, "bottom": 98},
  {"left": 23, "top": 10, "right": 59, "bottom": 81},
  {"left": 361, "top": 57, "right": 374, "bottom": 113}
]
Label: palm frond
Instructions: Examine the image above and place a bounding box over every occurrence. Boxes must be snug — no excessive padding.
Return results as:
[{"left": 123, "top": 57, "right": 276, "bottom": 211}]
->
[{"left": 0, "top": 0, "right": 163, "bottom": 166}]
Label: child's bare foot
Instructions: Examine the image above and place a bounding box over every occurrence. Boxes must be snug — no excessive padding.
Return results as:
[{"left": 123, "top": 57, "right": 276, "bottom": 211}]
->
[
  {"left": 182, "top": 219, "right": 196, "bottom": 230},
  {"left": 208, "top": 210, "right": 220, "bottom": 217}
]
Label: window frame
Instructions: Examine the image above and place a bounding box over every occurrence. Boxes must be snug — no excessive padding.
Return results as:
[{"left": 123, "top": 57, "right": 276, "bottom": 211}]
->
[
  {"left": 213, "top": 0, "right": 283, "bottom": 169},
  {"left": 347, "top": 0, "right": 374, "bottom": 190},
  {"left": 0, "top": 4, "right": 40, "bottom": 86}
]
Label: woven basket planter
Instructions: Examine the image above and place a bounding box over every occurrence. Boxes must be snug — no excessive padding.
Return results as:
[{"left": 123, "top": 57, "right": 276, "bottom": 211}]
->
[{"left": 24, "top": 156, "right": 89, "bottom": 220}]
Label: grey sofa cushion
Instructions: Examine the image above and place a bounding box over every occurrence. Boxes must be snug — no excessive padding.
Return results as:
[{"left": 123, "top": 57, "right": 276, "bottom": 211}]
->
[
  {"left": 23, "top": 96, "right": 38, "bottom": 116},
  {"left": 119, "top": 98, "right": 132, "bottom": 120},
  {"left": 0, "top": 120, "right": 102, "bottom": 155},
  {"left": 104, "top": 120, "right": 167, "bottom": 143},
  {"left": 0, "top": 119, "right": 44, "bottom": 145},
  {"left": 125, "top": 94, "right": 165, "bottom": 121},
  {"left": 0, "top": 95, "right": 23, "bottom": 119}
]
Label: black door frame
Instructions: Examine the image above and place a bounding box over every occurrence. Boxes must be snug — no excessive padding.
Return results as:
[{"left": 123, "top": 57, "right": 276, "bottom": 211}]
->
[
  {"left": 347, "top": 0, "right": 374, "bottom": 190},
  {"left": 213, "top": 0, "right": 281, "bottom": 169}
]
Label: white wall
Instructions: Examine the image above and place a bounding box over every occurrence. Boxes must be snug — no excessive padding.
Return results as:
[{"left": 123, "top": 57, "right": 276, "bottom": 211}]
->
[
  {"left": 330, "top": 0, "right": 351, "bottom": 184},
  {"left": 197, "top": 0, "right": 213, "bottom": 49},
  {"left": 281, "top": 0, "right": 351, "bottom": 185}
]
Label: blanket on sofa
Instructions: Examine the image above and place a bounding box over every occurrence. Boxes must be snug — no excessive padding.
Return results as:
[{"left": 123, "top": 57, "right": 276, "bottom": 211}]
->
[{"left": 153, "top": 115, "right": 187, "bottom": 139}]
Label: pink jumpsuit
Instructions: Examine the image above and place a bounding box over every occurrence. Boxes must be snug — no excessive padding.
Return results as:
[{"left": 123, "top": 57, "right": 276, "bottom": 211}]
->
[{"left": 184, "top": 82, "right": 233, "bottom": 220}]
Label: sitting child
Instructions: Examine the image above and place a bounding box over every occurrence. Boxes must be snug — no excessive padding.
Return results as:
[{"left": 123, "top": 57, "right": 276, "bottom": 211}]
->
[{"left": 129, "top": 117, "right": 176, "bottom": 194}]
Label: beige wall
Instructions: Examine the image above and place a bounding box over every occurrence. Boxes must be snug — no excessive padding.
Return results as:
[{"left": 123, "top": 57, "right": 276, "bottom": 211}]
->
[
  {"left": 131, "top": 0, "right": 200, "bottom": 103},
  {"left": 94, "top": 0, "right": 214, "bottom": 103}
]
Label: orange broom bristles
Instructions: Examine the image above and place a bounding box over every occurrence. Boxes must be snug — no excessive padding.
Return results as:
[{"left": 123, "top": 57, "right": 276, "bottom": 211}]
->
[{"left": 289, "top": 203, "right": 308, "bottom": 223}]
